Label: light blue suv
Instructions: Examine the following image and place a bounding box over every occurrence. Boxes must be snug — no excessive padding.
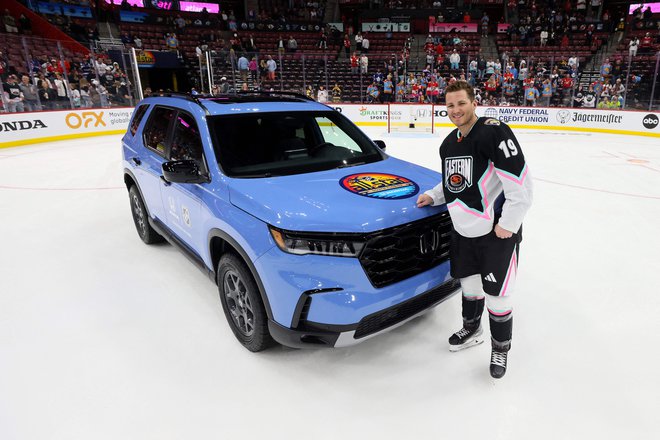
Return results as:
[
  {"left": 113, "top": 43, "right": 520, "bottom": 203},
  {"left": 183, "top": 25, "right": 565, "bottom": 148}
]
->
[{"left": 122, "top": 92, "right": 458, "bottom": 351}]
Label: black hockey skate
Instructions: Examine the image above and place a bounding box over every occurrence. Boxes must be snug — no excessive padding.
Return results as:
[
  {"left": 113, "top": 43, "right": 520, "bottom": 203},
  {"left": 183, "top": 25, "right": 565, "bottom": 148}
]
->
[
  {"left": 448, "top": 325, "right": 484, "bottom": 352},
  {"left": 490, "top": 340, "right": 511, "bottom": 379}
]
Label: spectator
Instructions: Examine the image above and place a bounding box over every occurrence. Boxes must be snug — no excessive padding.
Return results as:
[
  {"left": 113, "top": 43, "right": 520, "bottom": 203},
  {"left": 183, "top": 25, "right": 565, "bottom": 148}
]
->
[
  {"left": 165, "top": 33, "right": 179, "bottom": 51},
  {"left": 249, "top": 57, "right": 258, "bottom": 83},
  {"left": 360, "top": 53, "right": 369, "bottom": 74},
  {"left": 287, "top": 36, "right": 297, "bottom": 53},
  {"left": 266, "top": 55, "right": 277, "bottom": 81},
  {"left": 238, "top": 54, "right": 249, "bottom": 82},
  {"left": 640, "top": 32, "right": 653, "bottom": 53},
  {"left": 525, "top": 84, "right": 539, "bottom": 106},
  {"left": 318, "top": 30, "right": 328, "bottom": 50},
  {"left": 219, "top": 77, "right": 229, "bottom": 94},
  {"left": 174, "top": 15, "right": 186, "bottom": 33},
  {"left": 449, "top": 50, "right": 460, "bottom": 70},
  {"left": 18, "top": 14, "right": 31, "bottom": 35},
  {"left": 53, "top": 72, "right": 69, "bottom": 109},
  {"left": 37, "top": 79, "right": 55, "bottom": 110},
  {"left": 19, "top": 74, "right": 40, "bottom": 111},
  {"left": 121, "top": 32, "right": 133, "bottom": 45},
  {"left": 70, "top": 84, "right": 81, "bottom": 108},
  {"left": 481, "top": 12, "right": 490, "bottom": 36},
  {"left": 355, "top": 32, "right": 363, "bottom": 52},
  {"left": 350, "top": 52, "right": 359, "bottom": 74},
  {"left": 133, "top": 35, "right": 143, "bottom": 49},
  {"left": 366, "top": 82, "right": 379, "bottom": 103},
  {"left": 245, "top": 34, "right": 257, "bottom": 55},
  {"left": 343, "top": 34, "right": 351, "bottom": 59},
  {"left": 331, "top": 83, "right": 342, "bottom": 103},
  {"left": 305, "top": 85, "right": 314, "bottom": 99},
  {"left": 540, "top": 78, "right": 553, "bottom": 107},
  {"left": 629, "top": 37, "right": 640, "bottom": 57},
  {"left": 3, "top": 9, "right": 18, "bottom": 33},
  {"left": 362, "top": 34, "right": 370, "bottom": 54},
  {"left": 317, "top": 85, "right": 328, "bottom": 103},
  {"left": 3, "top": 75, "right": 24, "bottom": 112},
  {"left": 110, "top": 80, "right": 130, "bottom": 106},
  {"left": 600, "top": 58, "right": 612, "bottom": 79}
]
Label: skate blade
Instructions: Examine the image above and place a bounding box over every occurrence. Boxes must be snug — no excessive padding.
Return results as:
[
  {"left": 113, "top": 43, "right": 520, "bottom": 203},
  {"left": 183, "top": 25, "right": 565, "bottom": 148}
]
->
[{"left": 449, "top": 336, "right": 484, "bottom": 352}]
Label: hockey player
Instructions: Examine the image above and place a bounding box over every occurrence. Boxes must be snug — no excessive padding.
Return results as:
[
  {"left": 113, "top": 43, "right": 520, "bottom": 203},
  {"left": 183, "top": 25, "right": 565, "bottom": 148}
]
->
[{"left": 416, "top": 81, "right": 533, "bottom": 378}]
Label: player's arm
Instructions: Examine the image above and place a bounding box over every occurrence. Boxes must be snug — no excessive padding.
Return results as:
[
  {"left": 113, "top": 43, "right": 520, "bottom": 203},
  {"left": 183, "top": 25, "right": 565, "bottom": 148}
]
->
[
  {"left": 417, "top": 146, "right": 447, "bottom": 208},
  {"left": 489, "top": 122, "right": 533, "bottom": 235},
  {"left": 417, "top": 181, "right": 446, "bottom": 207}
]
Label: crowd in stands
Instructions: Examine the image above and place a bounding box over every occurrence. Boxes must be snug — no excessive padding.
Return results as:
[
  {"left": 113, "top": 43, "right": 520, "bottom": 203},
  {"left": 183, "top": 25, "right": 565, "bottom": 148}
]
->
[
  {"left": 1, "top": 0, "right": 659, "bottom": 112},
  {"left": 1, "top": 47, "right": 133, "bottom": 112}
]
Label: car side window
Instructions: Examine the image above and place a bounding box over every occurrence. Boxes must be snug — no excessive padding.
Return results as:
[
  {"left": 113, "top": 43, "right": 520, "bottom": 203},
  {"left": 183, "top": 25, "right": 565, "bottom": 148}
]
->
[
  {"left": 143, "top": 107, "right": 175, "bottom": 155},
  {"left": 129, "top": 104, "right": 149, "bottom": 136},
  {"left": 170, "top": 112, "right": 206, "bottom": 171}
]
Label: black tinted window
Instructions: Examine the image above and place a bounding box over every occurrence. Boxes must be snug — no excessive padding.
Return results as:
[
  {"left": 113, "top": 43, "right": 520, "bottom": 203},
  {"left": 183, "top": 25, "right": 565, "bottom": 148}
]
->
[
  {"left": 130, "top": 104, "right": 149, "bottom": 136},
  {"left": 170, "top": 112, "right": 205, "bottom": 170},
  {"left": 143, "top": 107, "right": 175, "bottom": 155}
]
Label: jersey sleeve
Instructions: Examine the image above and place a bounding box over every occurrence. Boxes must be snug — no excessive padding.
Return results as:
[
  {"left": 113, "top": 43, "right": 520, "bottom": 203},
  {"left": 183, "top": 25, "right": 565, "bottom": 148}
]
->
[
  {"left": 424, "top": 181, "right": 446, "bottom": 206},
  {"left": 486, "top": 121, "right": 533, "bottom": 233}
]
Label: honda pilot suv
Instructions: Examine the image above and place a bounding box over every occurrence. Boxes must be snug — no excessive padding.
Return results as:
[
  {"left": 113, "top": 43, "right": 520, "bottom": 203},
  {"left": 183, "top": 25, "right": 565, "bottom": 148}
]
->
[{"left": 122, "top": 92, "right": 458, "bottom": 351}]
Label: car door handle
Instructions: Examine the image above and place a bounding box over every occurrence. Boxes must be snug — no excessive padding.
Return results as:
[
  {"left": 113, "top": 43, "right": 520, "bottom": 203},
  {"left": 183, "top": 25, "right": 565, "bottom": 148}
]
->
[
  {"left": 160, "top": 175, "right": 171, "bottom": 186},
  {"left": 131, "top": 157, "right": 141, "bottom": 166}
]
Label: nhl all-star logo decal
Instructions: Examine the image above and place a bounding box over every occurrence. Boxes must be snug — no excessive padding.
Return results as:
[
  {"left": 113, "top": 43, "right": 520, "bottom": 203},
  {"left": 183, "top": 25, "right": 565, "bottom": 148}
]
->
[
  {"left": 339, "top": 173, "right": 419, "bottom": 199},
  {"left": 445, "top": 156, "right": 473, "bottom": 193},
  {"left": 556, "top": 110, "right": 571, "bottom": 124}
]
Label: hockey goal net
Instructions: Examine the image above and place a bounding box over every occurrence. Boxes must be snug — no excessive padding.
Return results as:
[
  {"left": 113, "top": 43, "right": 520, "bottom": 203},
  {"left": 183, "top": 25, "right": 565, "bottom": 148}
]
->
[{"left": 387, "top": 103, "right": 435, "bottom": 133}]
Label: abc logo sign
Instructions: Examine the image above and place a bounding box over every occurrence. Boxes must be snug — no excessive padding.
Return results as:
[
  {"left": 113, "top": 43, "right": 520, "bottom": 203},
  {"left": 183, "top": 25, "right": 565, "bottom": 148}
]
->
[{"left": 642, "top": 114, "right": 659, "bottom": 130}]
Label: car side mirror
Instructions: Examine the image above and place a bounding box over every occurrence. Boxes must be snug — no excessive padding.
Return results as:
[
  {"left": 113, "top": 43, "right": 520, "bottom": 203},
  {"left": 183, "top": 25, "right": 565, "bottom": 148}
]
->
[
  {"left": 162, "top": 160, "right": 208, "bottom": 184},
  {"left": 374, "top": 140, "right": 386, "bottom": 151}
]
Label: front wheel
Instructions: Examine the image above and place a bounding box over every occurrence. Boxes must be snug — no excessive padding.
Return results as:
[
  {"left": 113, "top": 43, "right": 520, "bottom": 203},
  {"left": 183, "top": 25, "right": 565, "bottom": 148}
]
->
[
  {"left": 128, "top": 185, "right": 164, "bottom": 244},
  {"left": 217, "top": 254, "right": 275, "bottom": 352}
]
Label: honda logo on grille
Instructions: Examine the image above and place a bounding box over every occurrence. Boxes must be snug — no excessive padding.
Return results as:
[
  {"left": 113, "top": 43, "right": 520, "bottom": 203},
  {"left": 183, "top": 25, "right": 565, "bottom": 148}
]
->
[{"left": 419, "top": 230, "right": 440, "bottom": 255}]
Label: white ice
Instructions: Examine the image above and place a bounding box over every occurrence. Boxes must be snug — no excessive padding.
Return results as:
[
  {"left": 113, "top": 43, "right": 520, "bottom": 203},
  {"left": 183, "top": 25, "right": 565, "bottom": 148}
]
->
[{"left": 1, "top": 127, "right": 659, "bottom": 439}]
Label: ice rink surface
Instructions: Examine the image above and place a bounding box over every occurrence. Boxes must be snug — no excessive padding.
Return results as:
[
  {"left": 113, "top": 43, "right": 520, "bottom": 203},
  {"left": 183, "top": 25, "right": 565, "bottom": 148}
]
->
[{"left": 1, "top": 126, "right": 659, "bottom": 439}]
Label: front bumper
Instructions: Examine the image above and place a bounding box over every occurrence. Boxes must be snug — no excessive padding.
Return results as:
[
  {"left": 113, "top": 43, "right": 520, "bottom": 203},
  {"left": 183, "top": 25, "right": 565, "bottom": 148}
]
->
[{"left": 267, "top": 277, "right": 460, "bottom": 348}]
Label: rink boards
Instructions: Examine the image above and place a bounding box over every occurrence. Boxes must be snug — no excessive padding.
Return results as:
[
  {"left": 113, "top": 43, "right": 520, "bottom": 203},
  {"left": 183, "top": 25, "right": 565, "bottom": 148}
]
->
[{"left": 1, "top": 105, "right": 658, "bottom": 149}]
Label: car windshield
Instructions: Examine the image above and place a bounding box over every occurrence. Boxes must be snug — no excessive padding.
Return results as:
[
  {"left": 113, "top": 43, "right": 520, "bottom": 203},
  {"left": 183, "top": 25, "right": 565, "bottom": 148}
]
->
[{"left": 209, "top": 110, "right": 385, "bottom": 177}]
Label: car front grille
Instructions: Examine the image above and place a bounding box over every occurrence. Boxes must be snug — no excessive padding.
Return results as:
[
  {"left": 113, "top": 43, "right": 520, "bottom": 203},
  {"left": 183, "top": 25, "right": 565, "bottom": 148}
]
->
[
  {"left": 353, "top": 278, "right": 460, "bottom": 339},
  {"left": 359, "top": 211, "right": 453, "bottom": 288}
]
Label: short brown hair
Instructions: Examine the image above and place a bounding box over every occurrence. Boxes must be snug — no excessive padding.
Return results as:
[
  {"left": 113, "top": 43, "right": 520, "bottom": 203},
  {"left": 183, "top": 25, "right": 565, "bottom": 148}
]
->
[{"left": 445, "top": 80, "right": 475, "bottom": 101}]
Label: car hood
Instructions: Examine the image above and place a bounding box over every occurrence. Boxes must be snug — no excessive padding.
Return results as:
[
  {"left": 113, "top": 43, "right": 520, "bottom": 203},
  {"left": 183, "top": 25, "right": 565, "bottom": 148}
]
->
[{"left": 228, "top": 157, "right": 446, "bottom": 233}]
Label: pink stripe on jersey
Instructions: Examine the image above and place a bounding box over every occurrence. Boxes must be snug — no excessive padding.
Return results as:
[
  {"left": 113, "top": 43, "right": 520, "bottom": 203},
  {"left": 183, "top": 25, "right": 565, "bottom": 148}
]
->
[
  {"left": 499, "top": 250, "right": 518, "bottom": 297},
  {"left": 495, "top": 164, "right": 529, "bottom": 186}
]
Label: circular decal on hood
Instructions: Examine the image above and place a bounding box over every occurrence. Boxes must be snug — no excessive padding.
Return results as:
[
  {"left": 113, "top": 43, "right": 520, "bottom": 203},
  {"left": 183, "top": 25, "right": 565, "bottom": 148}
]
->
[{"left": 340, "top": 173, "right": 419, "bottom": 200}]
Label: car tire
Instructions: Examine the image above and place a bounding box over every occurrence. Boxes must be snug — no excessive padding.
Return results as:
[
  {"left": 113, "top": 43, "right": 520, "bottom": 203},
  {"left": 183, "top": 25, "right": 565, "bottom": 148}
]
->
[
  {"left": 217, "top": 254, "right": 275, "bottom": 352},
  {"left": 129, "top": 185, "right": 164, "bottom": 245}
]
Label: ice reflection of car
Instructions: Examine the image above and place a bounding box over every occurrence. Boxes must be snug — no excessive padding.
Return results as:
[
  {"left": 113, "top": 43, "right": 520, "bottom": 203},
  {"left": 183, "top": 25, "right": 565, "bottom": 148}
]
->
[{"left": 122, "top": 92, "right": 458, "bottom": 351}]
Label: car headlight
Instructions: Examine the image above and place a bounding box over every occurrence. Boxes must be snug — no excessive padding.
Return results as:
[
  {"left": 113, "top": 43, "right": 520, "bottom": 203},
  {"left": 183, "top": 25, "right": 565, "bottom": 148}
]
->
[{"left": 269, "top": 226, "right": 365, "bottom": 257}]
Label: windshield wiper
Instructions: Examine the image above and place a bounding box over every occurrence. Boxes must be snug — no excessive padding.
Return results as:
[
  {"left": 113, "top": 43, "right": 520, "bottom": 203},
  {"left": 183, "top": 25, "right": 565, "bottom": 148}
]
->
[
  {"left": 234, "top": 172, "right": 277, "bottom": 178},
  {"left": 336, "top": 161, "right": 366, "bottom": 169}
]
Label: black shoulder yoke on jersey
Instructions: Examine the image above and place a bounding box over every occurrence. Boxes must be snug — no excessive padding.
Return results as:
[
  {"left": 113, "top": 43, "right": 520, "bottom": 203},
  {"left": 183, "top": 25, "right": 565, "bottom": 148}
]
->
[{"left": 439, "top": 117, "right": 527, "bottom": 211}]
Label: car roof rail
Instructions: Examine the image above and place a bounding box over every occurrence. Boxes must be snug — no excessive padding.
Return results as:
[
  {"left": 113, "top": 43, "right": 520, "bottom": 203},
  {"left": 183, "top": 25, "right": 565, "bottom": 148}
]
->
[
  {"left": 232, "top": 90, "right": 315, "bottom": 102},
  {"left": 145, "top": 91, "right": 211, "bottom": 115}
]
